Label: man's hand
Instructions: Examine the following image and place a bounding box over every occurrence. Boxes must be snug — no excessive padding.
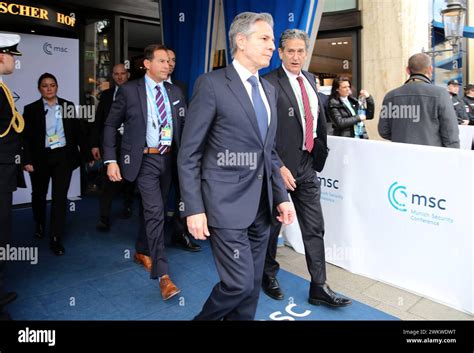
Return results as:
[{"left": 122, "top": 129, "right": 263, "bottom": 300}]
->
[
  {"left": 276, "top": 202, "right": 295, "bottom": 225},
  {"left": 24, "top": 164, "right": 34, "bottom": 173},
  {"left": 91, "top": 147, "right": 101, "bottom": 161},
  {"left": 462, "top": 120, "right": 469, "bottom": 125},
  {"left": 107, "top": 162, "right": 122, "bottom": 182},
  {"left": 280, "top": 166, "right": 296, "bottom": 191},
  {"left": 359, "top": 89, "right": 370, "bottom": 98},
  {"left": 186, "top": 213, "right": 210, "bottom": 240}
]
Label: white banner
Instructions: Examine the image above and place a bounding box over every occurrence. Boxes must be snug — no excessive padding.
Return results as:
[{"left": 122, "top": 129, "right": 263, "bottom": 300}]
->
[
  {"left": 286, "top": 136, "right": 474, "bottom": 314},
  {"left": 459, "top": 125, "right": 474, "bottom": 150},
  {"left": 2, "top": 33, "right": 81, "bottom": 205}
]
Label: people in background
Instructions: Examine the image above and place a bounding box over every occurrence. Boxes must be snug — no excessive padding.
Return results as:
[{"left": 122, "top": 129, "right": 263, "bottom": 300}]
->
[
  {"left": 0, "top": 32, "right": 25, "bottom": 318},
  {"left": 328, "top": 76, "right": 374, "bottom": 138},
  {"left": 165, "top": 47, "right": 200, "bottom": 251},
  {"left": 166, "top": 48, "right": 188, "bottom": 103},
  {"left": 90, "top": 63, "right": 135, "bottom": 232},
  {"left": 463, "top": 84, "right": 474, "bottom": 125},
  {"left": 446, "top": 79, "right": 469, "bottom": 125},
  {"left": 315, "top": 75, "right": 332, "bottom": 135},
  {"left": 178, "top": 12, "right": 294, "bottom": 320},
  {"left": 264, "top": 29, "right": 350, "bottom": 308},
  {"left": 22, "top": 73, "right": 92, "bottom": 255},
  {"left": 378, "top": 53, "right": 459, "bottom": 148}
]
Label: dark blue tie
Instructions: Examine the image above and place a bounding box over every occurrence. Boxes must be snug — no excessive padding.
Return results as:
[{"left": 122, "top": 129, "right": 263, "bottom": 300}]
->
[{"left": 247, "top": 76, "right": 268, "bottom": 142}]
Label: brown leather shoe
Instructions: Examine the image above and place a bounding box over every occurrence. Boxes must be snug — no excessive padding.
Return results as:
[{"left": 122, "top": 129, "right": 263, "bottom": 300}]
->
[
  {"left": 159, "top": 275, "right": 180, "bottom": 300},
  {"left": 134, "top": 252, "right": 152, "bottom": 272}
]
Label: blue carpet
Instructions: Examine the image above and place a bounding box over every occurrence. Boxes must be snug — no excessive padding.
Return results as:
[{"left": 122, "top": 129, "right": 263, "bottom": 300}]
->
[{"left": 6, "top": 197, "right": 396, "bottom": 321}]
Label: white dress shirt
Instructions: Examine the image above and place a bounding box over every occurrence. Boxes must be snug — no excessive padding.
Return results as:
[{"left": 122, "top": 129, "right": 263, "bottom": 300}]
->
[
  {"left": 282, "top": 65, "right": 318, "bottom": 150},
  {"left": 232, "top": 59, "right": 271, "bottom": 126}
]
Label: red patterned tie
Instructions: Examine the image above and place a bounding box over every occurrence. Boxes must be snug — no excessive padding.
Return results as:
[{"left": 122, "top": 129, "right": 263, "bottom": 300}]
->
[{"left": 296, "top": 76, "right": 314, "bottom": 153}]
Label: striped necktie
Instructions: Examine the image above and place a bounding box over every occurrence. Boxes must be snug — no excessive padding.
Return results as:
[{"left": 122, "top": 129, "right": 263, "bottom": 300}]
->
[{"left": 155, "top": 85, "right": 169, "bottom": 153}]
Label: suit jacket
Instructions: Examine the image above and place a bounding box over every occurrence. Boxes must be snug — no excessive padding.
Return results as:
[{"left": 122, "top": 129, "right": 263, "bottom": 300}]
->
[
  {"left": 90, "top": 87, "right": 115, "bottom": 149},
  {"left": 178, "top": 64, "right": 289, "bottom": 229},
  {"left": 329, "top": 95, "right": 375, "bottom": 138},
  {"left": 102, "top": 77, "right": 186, "bottom": 182},
  {"left": 378, "top": 74, "right": 459, "bottom": 148},
  {"left": 22, "top": 97, "right": 91, "bottom": 171},
  {"left": 172, "top": 79, "right": 188, "bottom": 104},
  {"left": 0, "top": 86, "right": 25, "bottom": 191},
  {"left": 264, "top": 67, "right": 328, "bottom": 175}
]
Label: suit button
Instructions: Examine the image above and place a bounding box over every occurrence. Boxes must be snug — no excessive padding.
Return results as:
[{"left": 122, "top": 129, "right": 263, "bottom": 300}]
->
[{"left": 257, "top": 174, "right": 263, "bottom": 180}]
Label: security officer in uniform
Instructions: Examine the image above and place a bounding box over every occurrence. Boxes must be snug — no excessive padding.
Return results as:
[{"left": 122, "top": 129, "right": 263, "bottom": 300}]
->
[
  {"left": 447, "top": 79, "right": 469, "bottom": 125},
  {"left": 0, "top": 33, "right": 25, "bottom": 318}
]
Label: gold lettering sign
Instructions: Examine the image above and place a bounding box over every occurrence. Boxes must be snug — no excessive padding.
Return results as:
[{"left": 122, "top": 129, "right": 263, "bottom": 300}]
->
[{"left": 0, "top": 2, "right": 75, "bottom": 27}]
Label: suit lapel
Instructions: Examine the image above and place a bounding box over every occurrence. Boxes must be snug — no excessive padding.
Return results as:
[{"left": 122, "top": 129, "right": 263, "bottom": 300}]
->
[
  {"left": 137, "top": 78, "right": 147, "bottom": 125},
  {"left": 36, "top": 99, "right": 47, "bottom": 139},
  {"left": 164, "top": 82, "right": 180, "bottom": 143},
  {"left": 57, "top": 98, "right": 70, "bottom": 143},
  {"left": 278, "top": 67, "right": 303, "bottom": 130},
  {"left": 260, "top": 78, "right": 276, "bottom": 147},
  {"left": 225, "top": 65, "right": 263, "bottom": 146}
]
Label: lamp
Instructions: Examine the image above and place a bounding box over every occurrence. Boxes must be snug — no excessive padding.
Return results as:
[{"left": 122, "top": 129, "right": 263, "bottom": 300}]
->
[{"left": 424, "top": 0, "right": 467, "bottom": 56}]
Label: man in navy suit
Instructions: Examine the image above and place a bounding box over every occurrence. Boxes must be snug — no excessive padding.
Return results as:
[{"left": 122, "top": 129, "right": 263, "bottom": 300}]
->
[
  {"left": 103, "top": 44, "right": 185, "bottom": 301},
  {"left": 178, "top": 12, "right": 295, "bottom": 320},
  {"left": 263, "top": 29, "right": 351, "bottom": 308}
]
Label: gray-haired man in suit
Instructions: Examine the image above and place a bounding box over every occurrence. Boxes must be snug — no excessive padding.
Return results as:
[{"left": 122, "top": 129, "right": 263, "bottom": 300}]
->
[{"left": 179, "top": 12, "right": 295, "bottom": 321}]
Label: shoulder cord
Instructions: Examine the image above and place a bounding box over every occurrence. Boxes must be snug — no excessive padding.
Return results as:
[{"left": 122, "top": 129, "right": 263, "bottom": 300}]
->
[{"left": 0, "top": 82, "right": 24, "bottom": 138}]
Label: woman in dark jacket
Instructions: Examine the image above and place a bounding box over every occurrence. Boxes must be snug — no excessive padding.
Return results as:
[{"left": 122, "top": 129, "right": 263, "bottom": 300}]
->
[
  {"left": 328, "top": 76, "right": 374, "bottom": 138},
  {"left": 22, "top": 73, "right": 91, "bottom": 255}
]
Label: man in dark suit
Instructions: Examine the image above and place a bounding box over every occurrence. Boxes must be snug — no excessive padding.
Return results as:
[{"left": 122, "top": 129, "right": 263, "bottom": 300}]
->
[
  {"left": 166, "top": 48, "right": 188, "bottom": 103},
  {"left": 263, "top": 29, "right": 351, "bottom": 308},
  {"left": 0, "top": 33, "right": 24, "bottom": 317},
  {"left": 178, "top": 12, "right": 295, "bottom": 320},
  {"left": 165, "top": 48, "right": 200, "bottom": 251},
  {"left": 90, "top": 63, "right": 135, "bottom": 231},
  {"left": 103, "top": 44, "right": 185, "bottom": 300},
  {"left": 23, "top": 73, "right": 91, "bottom": 255}
]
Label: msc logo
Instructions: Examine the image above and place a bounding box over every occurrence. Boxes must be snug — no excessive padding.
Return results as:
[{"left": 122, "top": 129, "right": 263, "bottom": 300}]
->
[
  {"left": 43, "top": 43, "right": 68, "bottom": 55},
  {"left": 388, "top": 182, "right": 446, "bottom": 212},
  {"left": 388, "top": 182, "right": 408, "bottom": 212},
  {"left": 318, "top": 177, "right": 339, "bottom": 190}
]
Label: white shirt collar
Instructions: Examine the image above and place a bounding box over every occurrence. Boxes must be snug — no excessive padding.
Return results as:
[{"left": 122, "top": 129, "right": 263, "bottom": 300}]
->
[
  {"left": 232, "top": 59, "right": 260, "bottom": 83},
  {"left": 42, "top": 98, "right": 58, "bottom": 106},
  {"left": 282, "top": 64, "right": 303, "bottom": 81},
  {"left": 166, "top": 76, "right": 172, "bottom": 84},
  {"left": 144, "top": 73, "right": 164, "bottom": 90}
]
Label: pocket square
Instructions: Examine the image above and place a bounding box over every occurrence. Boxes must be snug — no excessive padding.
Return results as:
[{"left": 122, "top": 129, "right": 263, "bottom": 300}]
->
[{"left": 172, "top": 100, "right": 180, "bottom": 106}]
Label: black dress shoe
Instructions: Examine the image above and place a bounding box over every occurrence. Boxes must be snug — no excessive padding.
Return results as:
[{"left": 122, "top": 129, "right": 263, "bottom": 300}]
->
[
  {"left": 172, "top": 232, "right": 201, "bottom": 252},
  {"left": 262, "top": 276, "right": 284, "bottom": 300},
  {"left": 34, "top": 223, "right": 44, "bottom": 239},
  {"left": 50, "top": 238, "right": 65, "bottom": 256},
  {"left": 308, "top": 283, "right": 352, "bottom": 307},
  {"left": 0, "top": 292, "right": 17, "bottom": 309},
  {"left": 119, "top": 206, "right": 132, "bottom": 219},
  {"left": 96, "top": 217, "right": 110, "bottom": 232}
]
